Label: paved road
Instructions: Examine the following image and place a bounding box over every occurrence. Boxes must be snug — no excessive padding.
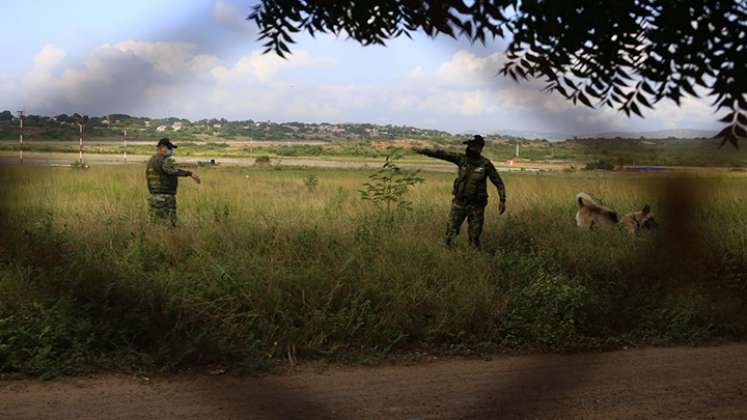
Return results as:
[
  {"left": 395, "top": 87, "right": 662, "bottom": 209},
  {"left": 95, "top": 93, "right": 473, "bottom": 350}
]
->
[
  {"left": 0, "top": 152, "right": 549, "bottom": 173},
  {"left": 0, "top": 140, "right": 330, "bottom": 146},
  {"left": 2, "top": 343, "right": 745, "bottom": 419}
]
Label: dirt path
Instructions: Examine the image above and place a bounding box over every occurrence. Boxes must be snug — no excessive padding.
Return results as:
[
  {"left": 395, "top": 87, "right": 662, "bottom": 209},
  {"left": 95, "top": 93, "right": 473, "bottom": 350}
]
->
[{"left": 2, "top": 343, "right": 746, "bottom": 419}]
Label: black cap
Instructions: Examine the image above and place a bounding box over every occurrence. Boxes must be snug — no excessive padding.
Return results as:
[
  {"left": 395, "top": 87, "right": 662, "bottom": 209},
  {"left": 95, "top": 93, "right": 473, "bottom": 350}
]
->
[
  {"left": 157, "top": 137, "right": 177, "bottom": 149},
  {"left": 463, "top": 135, "right": 485, "bottom": 146}
]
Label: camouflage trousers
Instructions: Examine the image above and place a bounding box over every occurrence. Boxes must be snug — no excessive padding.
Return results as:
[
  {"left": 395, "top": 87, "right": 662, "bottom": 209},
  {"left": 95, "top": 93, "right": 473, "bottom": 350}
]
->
[
  {"left": 148, "top": 193, "right": 177, "bottom": 225},
  {"left": 445, "top": 199, "right": 486, "bottom": 248}
]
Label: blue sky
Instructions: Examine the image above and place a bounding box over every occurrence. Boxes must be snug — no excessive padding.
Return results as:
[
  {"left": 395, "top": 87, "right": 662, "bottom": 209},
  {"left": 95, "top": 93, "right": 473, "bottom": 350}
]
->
[{"left": 0, "top": 0, "right": 721, "bottom": 135}]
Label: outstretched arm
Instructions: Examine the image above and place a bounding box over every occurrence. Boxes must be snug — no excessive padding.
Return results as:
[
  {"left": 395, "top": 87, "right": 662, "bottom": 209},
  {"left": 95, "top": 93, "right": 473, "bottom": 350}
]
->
[
  {"left": 412, "top": 147, "right": 461, "bottom": 165},
  {"left": 162, "top": 157, "right": 192, "bottom": 176},
  {"left": 163, "top": 157, "right": 201, "bottom": 183},
  {"left": 487, "top": 162, "right": 507, "bottom": 214}
]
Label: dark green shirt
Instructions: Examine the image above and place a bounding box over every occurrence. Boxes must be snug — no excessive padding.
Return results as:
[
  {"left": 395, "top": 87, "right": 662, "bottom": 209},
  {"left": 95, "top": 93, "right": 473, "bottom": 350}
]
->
[
  {"left": 421, "top": 149, "right": 506, "bottom": 204},
  {"left": 146, "top": 153, "right": 192, "bottom": 195}
]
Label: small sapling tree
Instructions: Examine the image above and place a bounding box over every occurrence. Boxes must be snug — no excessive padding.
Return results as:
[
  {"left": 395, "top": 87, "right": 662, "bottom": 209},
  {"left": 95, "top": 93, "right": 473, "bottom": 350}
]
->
[{"left": 360, "top": 154, "right": 424, "bottom": 224}]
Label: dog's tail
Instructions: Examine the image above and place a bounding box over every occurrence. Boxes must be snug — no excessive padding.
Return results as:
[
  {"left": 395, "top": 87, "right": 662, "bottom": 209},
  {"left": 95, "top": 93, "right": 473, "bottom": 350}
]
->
[{"left": 576, "top": 192, "right": 599, "bottom": 208}]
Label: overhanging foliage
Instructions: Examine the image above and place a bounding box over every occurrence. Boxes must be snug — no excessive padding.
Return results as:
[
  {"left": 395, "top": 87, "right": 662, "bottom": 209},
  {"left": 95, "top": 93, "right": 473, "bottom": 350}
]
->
[{"left": 249, "top": 0, "right": 746, "bottom": 147}]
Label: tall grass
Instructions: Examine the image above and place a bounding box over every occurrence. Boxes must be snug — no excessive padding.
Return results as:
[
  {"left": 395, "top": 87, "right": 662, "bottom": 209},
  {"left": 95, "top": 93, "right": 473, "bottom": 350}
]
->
[{"left": 1, "top": 165, "right": 745, "bottom": 377}]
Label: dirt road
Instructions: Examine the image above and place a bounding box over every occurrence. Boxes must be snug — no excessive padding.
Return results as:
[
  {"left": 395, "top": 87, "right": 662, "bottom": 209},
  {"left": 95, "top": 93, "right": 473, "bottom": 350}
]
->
[{"left": 2, "top": 344, "right": 746, "bottom": 419}]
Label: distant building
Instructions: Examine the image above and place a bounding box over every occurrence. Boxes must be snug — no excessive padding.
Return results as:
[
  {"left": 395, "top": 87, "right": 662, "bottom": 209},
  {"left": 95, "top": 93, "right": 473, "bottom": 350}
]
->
[
  {"left": 156, "top": 125, "right": 168, "bottom": 132},
  {"left": 213, "top": 124, "right": 222, "bottom": 129},
  {"left": 172, "top": 122, "right": 184, "bottom": 131}
]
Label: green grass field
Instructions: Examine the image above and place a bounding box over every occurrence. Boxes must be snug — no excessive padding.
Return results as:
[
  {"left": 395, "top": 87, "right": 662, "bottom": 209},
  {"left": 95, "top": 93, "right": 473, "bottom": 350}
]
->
[{"left": 1, "top": 164, "right": 746, "bottom": 377}]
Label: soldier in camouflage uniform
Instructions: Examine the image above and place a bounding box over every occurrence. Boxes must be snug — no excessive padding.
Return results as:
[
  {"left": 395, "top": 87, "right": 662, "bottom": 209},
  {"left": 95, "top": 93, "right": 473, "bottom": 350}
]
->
[
  {"left": 146, "top": 138, "right": 201, "bottom": 225},
  {"left": 414, "top": 135, "right": 506, "bottom": 249}
]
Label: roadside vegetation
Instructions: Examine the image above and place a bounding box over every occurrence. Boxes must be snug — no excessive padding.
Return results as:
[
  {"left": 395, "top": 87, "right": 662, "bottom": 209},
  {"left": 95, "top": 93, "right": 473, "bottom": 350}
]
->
[
  {"left": 3, "top": 111, "right": 747, "bottom": 168},
  {"left": 4, "top": 137, "right": 747, "bottom": 168},
  {"left": 1, "top": 165, "right": 746, "bottom": 377}
]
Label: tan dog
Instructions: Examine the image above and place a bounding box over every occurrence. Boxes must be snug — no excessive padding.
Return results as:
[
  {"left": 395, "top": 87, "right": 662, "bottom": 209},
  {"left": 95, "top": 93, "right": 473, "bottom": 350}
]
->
[{"left": 576, "top": 192, "right": 658, "bottom": 234}]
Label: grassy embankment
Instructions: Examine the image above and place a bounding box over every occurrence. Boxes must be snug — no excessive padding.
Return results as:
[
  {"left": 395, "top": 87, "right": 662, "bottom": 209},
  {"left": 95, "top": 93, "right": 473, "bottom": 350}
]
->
[{"left": 1, "top": 165, "right": 746, "bottom": 377}]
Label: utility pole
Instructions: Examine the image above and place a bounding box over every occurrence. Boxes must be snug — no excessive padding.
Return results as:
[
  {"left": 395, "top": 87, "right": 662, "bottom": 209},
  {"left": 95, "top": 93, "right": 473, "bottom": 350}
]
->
[
  {"left": 16, "top": 110, "right": 24, "bottom": 164},
  {"left": 122, "top": 123, "right": 128, "bottom": 164},
  {"left": 78, "top": 115, "right": 86, "bottom": 165},
  {"left": 515, "top": 143, "right": 520, "bottom": 158}
]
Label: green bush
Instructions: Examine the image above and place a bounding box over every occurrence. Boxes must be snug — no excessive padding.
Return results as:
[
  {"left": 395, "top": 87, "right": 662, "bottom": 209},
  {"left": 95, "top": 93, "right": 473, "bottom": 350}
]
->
[
  {"left": 584, "top": 159, "right": 616, "bottom": 171},
  {"left": 254, "top": 155, "right": 271, "bottom": 166},
  {"left": 500, "top": 272, "right": 591, "bottom": 349},
  {"left": 303, "top": 174, "right": 319, "bottom": 192}
]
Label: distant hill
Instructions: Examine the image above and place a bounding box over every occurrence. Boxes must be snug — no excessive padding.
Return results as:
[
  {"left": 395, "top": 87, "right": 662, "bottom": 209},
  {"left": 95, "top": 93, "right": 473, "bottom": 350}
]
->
[
  {"left": 0, "top": 109, "right": 719, "bottom": 142},
  {"left": 0, "top": 111, "right": 455, "bottom": 142},
  {"left": 587, "top": 129, "right": 716, "bottom": 139},
  {"left": 486, "top": 129, "right": 570, "bottom": 141},
  {"left": 487, "top": 128, "right": 717, "bottom": 141}
]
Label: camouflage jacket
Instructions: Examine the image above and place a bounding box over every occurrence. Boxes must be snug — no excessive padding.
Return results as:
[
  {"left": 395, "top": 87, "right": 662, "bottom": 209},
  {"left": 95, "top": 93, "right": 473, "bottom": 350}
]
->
[
  {"left": 146, "top": 153, "right": 192, "bottom": 195},
  {"left": 420, "top": 148, "right": 506, "bottom": 204}
]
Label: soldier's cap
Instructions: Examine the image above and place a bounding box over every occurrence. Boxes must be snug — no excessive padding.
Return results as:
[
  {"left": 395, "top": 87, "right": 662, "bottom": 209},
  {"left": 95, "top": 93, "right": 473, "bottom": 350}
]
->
[
  {"left": 463, "top": 135, "right": 485, "bottom": 146},
  {"left": 157, "top": 138, "right": 177, "bottom": 149}
]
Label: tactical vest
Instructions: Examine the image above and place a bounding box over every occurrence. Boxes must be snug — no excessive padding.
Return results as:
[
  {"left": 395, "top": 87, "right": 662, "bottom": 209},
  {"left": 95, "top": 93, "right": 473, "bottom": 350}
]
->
[
  {"left": 452, "top": 156, "right": 491, "bottom": 205},
  {"left": 146, "top": 154, "right": 178, "bottom": 195}
]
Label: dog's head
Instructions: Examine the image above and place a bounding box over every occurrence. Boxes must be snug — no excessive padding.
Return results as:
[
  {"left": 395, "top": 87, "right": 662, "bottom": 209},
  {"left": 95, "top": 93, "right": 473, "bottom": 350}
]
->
[{"left": 625, "top": 205, "right": 658, "bottom": 233}]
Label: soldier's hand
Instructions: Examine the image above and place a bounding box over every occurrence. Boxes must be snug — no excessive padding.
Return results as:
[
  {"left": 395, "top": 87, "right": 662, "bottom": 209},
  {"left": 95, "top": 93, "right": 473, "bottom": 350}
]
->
[
  {"left": 192, "top": 174, "right": 201, "bottom": 184},
  {"left": 499, "top": 200, "right": 506, "bottom": 215}
]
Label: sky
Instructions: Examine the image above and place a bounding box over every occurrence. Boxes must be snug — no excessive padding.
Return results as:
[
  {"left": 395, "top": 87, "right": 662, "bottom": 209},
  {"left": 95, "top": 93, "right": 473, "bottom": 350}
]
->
[{"left": 0, "top": 0, "right": 723, "bottom": 135}]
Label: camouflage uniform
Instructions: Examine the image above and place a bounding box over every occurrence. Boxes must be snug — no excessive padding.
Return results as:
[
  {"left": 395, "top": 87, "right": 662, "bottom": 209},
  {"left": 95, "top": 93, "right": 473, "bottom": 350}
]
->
[
  {"left": 146, "top": 153, "right": 192, "bottom": 225},
  {"left": 420, "top": 149, "right": 506, "bottom": 248}
]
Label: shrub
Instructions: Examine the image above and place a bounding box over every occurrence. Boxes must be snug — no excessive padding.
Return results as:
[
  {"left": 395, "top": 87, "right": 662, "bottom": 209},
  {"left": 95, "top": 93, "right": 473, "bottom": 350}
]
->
[
  {"left": 303, "top": 174, "right": 319, "bottom": 192},
  {"left": 500, "top": 272, "right": 592, "bottom": 349},
  {"left": 584, "top": 159, "right": 616, "bottom": 171},
  {"left": 359, "top": 155, "right": 423, "bottom": 223},
  {"left": 254, "top": 155, "right": 271, "bottom": 166}
]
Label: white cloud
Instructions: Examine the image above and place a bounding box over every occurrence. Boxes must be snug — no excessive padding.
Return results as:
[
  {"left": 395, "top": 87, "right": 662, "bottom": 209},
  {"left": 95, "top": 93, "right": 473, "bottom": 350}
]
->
[
  {"left": 18, "top": 42, "right": 720, "bottom": 134},
  {"left": 642, "top": 95, "right": 718, "bottom": 129},
  {"left": 395, "top": 49, "right": 721, "bottom": 133},
  {"left": 105, "top": 41, "right": 220, "bottom": 75},
  {"left": 214, "top": 1, "right": 254, "bottom": 35},
  {"left": 211, "top": 50, "right": 335, "bottom": 83},
  {"left": 25, "top": 44, "right": 66, "bottom": 85},
  {"left": 406, "top": 51, "right": 504, "bottom": 88},
  {"left": 21, "top": 41, "right": 338, "bottom": 120},
  {"left": 396, "top": 50, "right": 548, "bottom": 117}
]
